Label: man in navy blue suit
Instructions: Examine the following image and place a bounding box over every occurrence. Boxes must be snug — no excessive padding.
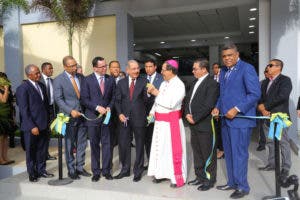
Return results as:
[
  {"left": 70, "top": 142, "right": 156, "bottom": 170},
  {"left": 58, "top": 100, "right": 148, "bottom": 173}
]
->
[
  {"left": 211, "top": 43, "right": 261, "bottom": 199},
  {"left": 16, "top": 64, "right": 54, "bottom": 182},
  {"left": 144, "top": 59, "right": 163, "bottom": 164},
  {"left": 80, "top": 57, "right": 116, "bottom": 182}
]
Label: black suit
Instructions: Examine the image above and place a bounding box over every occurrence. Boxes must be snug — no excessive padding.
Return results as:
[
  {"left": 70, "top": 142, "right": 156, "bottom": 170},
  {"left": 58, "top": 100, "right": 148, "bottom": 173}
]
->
[
  {"left": 259, "top": 74, "right": 292, "bottom": 170},
  {"left": 185, "top": 75, "right": 219, "bottom": 183},
  {"left": 115, "top": 76, "right": 148, "bottom": 177},
  {"left": 297, "top": 97, "right": 300, "bottom": 110}
]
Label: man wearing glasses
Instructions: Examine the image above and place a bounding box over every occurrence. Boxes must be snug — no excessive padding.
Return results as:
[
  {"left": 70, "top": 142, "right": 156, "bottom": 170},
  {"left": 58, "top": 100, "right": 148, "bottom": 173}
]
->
[
  {"left": 53, "top": 56, "right": 90, "bottom": 180},
  {"left": 80, "top": 57, "right": 116, "bottom": 182},
  {"left": 258, "top": 59, "right": 292, "bottom": 179}
]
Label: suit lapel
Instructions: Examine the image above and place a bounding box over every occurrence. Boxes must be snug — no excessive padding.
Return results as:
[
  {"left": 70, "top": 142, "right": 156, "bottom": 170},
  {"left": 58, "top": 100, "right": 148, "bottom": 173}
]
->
[
  {"left": 191, "top": 76, "right": 208, "bottom": 103},
  {"left": 104, "top": 75, "right": 110, "bottom": 97},
  {"left": 92, "top": 73, "right": 102, "bottom": 97},
  {"left": 26, "top": 80, "right": 43, "bottom": 101},
  {"left": 223, "top": 61, "right": 240, "bottom": 91},
  {"left": 63, "top": 72, "right": 77, "bottom": 98}
]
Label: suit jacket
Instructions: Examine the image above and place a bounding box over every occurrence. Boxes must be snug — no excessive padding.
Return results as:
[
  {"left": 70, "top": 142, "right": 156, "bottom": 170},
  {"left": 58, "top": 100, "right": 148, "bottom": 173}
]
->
[
  {"left": 185, "top": 75, "right": 219, "bottom": 132},
  {"left": 39, "top": 76, "right": 58, "bottom": 117},
  {"left": 145, "top": 73, "right": 164, "bottom": 114},
  {"left": 115, "top": 76, "right": 148, "bottom": 127},
  {"left": 16, "top": 80, "right": 49, "bottom": 132},
  {"left": 80, "top": 73, "right": 116, "bottom": 126},
  {"left": 53, "top": 72, "right": 85, "bottom": 125},
  {"left": 259, "top": 74, "right": 292, "bottom": 115},
  {"left": 297, "top": 97, "right": 300, "bottom": 110},
  {"left": 216, "top": 59, "right": 261, "bottom": 128}
]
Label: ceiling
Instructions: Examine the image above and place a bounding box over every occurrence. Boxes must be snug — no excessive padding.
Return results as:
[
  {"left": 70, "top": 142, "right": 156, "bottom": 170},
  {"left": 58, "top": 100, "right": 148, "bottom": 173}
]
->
[{"left": 128, "top": 0, "right": 259, "bottom": 58}]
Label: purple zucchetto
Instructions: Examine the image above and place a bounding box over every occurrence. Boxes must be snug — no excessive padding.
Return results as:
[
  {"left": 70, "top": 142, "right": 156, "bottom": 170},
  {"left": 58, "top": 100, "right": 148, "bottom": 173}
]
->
[{"left": 166, "top": 59, "right": 179, "bottom": 69}]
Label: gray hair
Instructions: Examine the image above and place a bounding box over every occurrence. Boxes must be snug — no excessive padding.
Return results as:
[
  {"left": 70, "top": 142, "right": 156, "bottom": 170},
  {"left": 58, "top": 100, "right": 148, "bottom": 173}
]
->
[
  {"left": 194, "top": 58, "right": 209, "bottom": 72},
  {"left": 127, "top": 60, "right": 139, "bottom": 68},
  {"left": 25, "top": 64, "right": 37, "bottom": 75}
]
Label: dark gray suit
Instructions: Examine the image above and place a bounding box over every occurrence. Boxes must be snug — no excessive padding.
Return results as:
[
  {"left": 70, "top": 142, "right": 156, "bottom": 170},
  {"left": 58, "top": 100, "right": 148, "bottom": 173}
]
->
[
  {"left": 115, "top": 76, "right": 148, "bottom": 177},
  {"left": 185, "top": 75, "right": 219, "bottom": 183},
  {"left": 259, "top": 74, "right": 292, "bottom": 170},
  {"left": 53, "top": 71, "right": 87, "bottom": 175}
]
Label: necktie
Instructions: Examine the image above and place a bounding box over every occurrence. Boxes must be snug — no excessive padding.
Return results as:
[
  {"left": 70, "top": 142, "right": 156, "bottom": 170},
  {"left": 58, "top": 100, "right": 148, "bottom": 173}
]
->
[
  {"left": 35, "top": 82, "right": 43, "bottom": 100},
  {"left": 100, "top": 76, "right": 105, "bottom": 95},
  {"left": 129, "top": 78, "right": 135, "bottom": 101},
  {"left": 148, "top": 75, "right": 152, "bottom": 83},
  {"left": 266, "top": 78, "right": 273, "bottom": 93},
  {"left": 46, "top": 78, "right": 51, "bottom": 104},
  {"left": 225, "top": 69, "right": 232, "bottom": 80},
  {"left": 70, "top": 76, "right": 80, "bottom": 98}
]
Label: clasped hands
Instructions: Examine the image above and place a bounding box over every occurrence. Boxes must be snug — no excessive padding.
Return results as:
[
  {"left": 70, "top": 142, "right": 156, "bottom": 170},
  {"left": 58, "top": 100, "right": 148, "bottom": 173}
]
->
[{"left": 257, "top": 104, "right": 271, "bottom": 117}]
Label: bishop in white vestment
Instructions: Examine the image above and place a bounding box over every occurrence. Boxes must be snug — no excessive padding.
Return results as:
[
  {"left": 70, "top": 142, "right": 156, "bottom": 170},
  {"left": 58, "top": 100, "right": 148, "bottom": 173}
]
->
[{"left": 147, "top": 59, "right": 187, "bottom": 188}]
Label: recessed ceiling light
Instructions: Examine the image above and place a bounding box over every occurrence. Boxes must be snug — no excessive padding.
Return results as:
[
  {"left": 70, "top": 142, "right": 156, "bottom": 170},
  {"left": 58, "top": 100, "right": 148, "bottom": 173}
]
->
[
  {"left": 224, "top": 36, "right": 230, "bottom": 39},
  {"left": 249, "top": 25, "right": 255, "bottom": 28},
  {"left": 155, "top": 52, "right": 162, "bottom": 57},
  {"left": 172, "top": 56, "right": 179, "bottom": 59},
  {"left": 160, "top": 41, "right": 165, "bottom": 44},
  {"left": 133, "top": 43, "right": 136, "bottom": 46},
  {"left": 190, "top": 39, "right": 196, "bottom": 42},
  {"left": 249, "top": 31, "right": 255, "bottom": 34},
  {"left": 249, "top": 17, "right": 256, "bottom": 21},
  {"left": 249, "top": 8, "right": 257, "bottom": 12}
]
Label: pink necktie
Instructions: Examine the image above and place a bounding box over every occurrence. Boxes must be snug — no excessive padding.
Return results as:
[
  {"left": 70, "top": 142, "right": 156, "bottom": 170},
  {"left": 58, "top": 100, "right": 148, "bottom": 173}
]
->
[
  {"left": 129, "top": 79, "right": 135, "bottom": 100},
  {"left": 100, "top": 77, "right": 105, "bottom": 95}
]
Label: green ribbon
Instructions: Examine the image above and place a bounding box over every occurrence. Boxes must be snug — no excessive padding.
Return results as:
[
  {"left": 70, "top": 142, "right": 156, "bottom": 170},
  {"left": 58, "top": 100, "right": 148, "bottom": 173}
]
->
[
  {"left": 205, "top": 117, "right": 217, "bottom": 180},
  {"left": 50, "top": 113, "right": 70, "bottom": 136},
  {"left": 81, "top": 113, "right": 102, "bottom": 121}
]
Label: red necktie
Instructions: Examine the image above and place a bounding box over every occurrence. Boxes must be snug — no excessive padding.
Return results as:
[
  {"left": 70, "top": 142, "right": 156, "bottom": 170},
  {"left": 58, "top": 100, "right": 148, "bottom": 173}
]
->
[{"left": 129, "top": 78, "right": 135, "bottom": 100}]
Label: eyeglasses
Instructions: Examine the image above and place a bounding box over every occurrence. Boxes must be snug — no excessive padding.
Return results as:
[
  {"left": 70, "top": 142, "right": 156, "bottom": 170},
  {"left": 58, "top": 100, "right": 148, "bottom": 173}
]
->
[
  {"left": 66, "top": 64, "right": 77, "bottom": 68},
  {"left": 94, "top": 65, "right": 107, "bottom": 69},
  {"left": 267, "top": 64, "right": 279, "bottom": 68}
]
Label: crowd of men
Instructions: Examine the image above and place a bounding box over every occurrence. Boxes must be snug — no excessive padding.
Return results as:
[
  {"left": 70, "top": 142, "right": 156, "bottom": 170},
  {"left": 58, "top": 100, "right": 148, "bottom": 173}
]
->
[{"left": 15, "top": 43, "right": 294, "bottom": 199}]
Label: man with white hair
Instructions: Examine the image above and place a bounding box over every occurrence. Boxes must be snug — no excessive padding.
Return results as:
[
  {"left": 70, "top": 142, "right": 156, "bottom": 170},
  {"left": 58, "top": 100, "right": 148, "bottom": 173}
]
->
[{"left": 114, "top": 60, "right": 148, "bottom": 182}]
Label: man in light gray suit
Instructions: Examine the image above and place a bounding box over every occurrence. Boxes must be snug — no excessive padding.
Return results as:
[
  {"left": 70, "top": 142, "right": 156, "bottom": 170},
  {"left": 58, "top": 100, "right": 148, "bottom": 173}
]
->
[{"left": 53, "top": 56, "right": 91, "bottom": 180}]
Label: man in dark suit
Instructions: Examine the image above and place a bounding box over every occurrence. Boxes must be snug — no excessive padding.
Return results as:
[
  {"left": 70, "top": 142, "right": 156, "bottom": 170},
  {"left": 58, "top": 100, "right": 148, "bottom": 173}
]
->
[
  {"left": 53, "top": 56, "right": 90, "bottom": 180},
  {"left": 16, "top": 64, "right": 54, "bottom": 182},
  {"left": 185, "top": 59, "right": 219, "bottom": 191},
  {"left": 211, "top": 43, "right": 261, "bottom": 199},
  {"left": 144, "top": 59, "right": 163, "bottom": 163},
  {"left": 114, "top": 60, "right": 148, "bottom": 182},
  {"left": 80, "top": 57, "right": 116, "bottom": 182},
  {"left": 108, "top": 60, "right": 121, "bottom": 170},
  {"left": 258, "top": 59, "right": 292, "bottom": 178},
  {"left": 39, "top": 62, "right": 57, "bottom": 161}
]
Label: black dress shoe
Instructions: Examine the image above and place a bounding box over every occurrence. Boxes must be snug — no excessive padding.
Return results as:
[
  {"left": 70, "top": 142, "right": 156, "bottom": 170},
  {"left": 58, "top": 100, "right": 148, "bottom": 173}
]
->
[
  {"left": 188, "top": 179, "right": 203, "bottom": 186},
  {"left": 113, "top": 172, "right": 130, "bottom": 179},
  {"left": 77, "top": 169, "right": 91, "bottom": 177},
  {"left": 46, "top": 155, "right": 57, "bottom": 160},
  {"left": 29, "top": 175, "right": 38, "bottom": 182},
  {"left": 91, "top": 175, "right": 100, "bottom": 182},
  {"left": 68, "top": 172, "right": 80, "bottom": 180},
  {"left": 133, "top": 175, "right": 142, "bottom": 182},
  {"left": 152, "top": 178, "right": 167, "bottom": 184},
  {"left": 143, "top": 165, "right": 148, "bottom": 170},
  {"left": 230, "top": 189, "right": 249, "bottom": 199},
  {"left": 258, "top": 165, "right": 275, "bottom": 171},
  {"left": 103, "top": 174, "right": 113, "bottom": 180},
  {"left": 39, "top": 172, "right": 54, "bottom": 178},
  {"left": 197, "top": 182, "right": 215, "bottom": 191},
  {"left": 216, "top": 184, "right": 236, "bottom": 191},
  {"left": 256, "top": 145, "right": 266, "bottom": 151},
  {"left": 170, "top": 183, "right": 177, "bottom": 188}
]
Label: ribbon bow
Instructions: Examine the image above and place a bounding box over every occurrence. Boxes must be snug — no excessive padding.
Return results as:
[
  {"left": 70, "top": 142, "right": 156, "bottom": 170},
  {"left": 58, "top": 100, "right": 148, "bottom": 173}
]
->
[
  {"left": 268, "top": 112, "right": 292, "bottom": 140},
  {"left": 50, "top": 113, "right": 70, "bottom": 136}
]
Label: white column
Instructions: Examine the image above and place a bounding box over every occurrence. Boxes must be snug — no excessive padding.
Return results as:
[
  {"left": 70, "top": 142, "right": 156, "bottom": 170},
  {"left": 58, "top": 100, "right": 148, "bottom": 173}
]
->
[
  {"left": 270, "top": 0, "right": 300, "bottom": 150},
  {"left": 258, "top": 0, "right": 271, "bottom": 80}
]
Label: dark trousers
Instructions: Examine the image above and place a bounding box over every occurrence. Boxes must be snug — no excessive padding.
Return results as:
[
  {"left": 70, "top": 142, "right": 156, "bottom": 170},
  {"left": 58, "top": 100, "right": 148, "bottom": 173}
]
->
[
  {"left": 144, "top": 123, "right": 154, "bottom": 161},
  {"left": 257, "top": 119, "right": 266, "bottom": 147},
  {"left": 24, "top": 129, "right": 47, "bottom": 176},
  {"left": 109, "top": 112, "right": 119, "bottom": 170},
  {"left": 191, "top": 129, "right": 217, "bottom": 183},
  {"left": 118, "top": 122, "right": 145, "bottom": 176},
  {"left": 222, "top": 125, "right": 252, "bottom": 192},
  {"left": 215, "top": 119, "right": 223, "bottom": 151},
  {"left": 45, "top": 105, "right": 55, "bottom": 157},
  {"left": 65, "top": 121, "right": 87, "bottom": 174},
  {"left": 88, "top": 125, "right": 111, "bottom": 175}
]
